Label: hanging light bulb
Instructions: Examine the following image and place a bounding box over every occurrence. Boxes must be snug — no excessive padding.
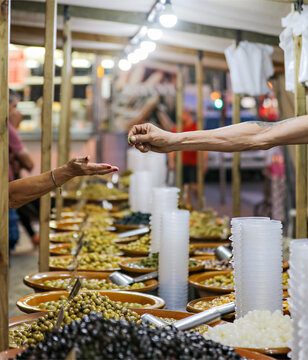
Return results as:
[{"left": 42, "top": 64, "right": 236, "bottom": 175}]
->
[
  {"left": 134, "top": 48, "right": 148, "bottom": 61},
  {"left": 101, "top": 59, "right": 114, "bottom": 69},
  {"left": 127, "top": 52, "right": 140, "bottom": 64},
  {"left": 140, "top": 40, "right": 156, "bottom": 53},
  {"left": 118, "top": 58, "right": 131, "bottom": 71},
  {"left": 159, "top": 0, "right": 177, "bottom": 28},
  {"left": 147, "top": 27, "right": 163, "bottom": 41}
]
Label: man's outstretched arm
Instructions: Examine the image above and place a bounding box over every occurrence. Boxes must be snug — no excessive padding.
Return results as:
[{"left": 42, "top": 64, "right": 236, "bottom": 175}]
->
[{"left": 128, "top": 116, "right": 308, "bottom": 153}]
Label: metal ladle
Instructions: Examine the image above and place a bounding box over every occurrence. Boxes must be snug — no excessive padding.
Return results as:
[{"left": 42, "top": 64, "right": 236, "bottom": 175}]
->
[
  {"left": 141, "top": 302, "right": 235, "bottom": 331},
  {"left": 108, "top": 271, "right": 158, "bottom": 286}
]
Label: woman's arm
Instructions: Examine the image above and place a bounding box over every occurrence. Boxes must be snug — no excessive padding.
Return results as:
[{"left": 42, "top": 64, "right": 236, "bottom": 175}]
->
[
  {"left": 9, "top": 156, "right": 118, "bottom": 209},
  {"left": 128, "top": 116, "right": 308, "bottom": 153}
]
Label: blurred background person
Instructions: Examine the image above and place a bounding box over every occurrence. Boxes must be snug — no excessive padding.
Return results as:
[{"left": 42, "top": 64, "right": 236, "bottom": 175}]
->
[
  {"left": 9, "top": 89, "right": 38, "bottom": 250},
  {"left": 169, "top": 109, "right": 208, "bottom": 209}
]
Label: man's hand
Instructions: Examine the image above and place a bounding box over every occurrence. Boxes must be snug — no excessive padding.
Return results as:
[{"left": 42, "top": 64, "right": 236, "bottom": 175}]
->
[{"left": 128, "top": 123, "right": 176, "bottom": 153}]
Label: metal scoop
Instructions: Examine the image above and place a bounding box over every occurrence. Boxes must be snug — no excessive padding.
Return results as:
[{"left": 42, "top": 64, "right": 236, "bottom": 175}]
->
[
  {"left": 109, "top": 271, "right": 158, "bottom": 286},
  {"left": 141, "top": 302, "right": 235, "bottom": 330},
  {"left": 118, "top": 227, "right": 150, "bottom": 239},
  {"left": 173, "top": 302, "right": 235, "bottom": 331},
  {"left": 215, "top": 245, "right": 232, "bottom": 260}
]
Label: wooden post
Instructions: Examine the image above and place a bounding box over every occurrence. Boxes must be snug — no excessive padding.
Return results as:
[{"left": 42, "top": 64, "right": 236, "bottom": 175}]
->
[
  {"left": 39, "top": 0, "right": 57, "bottom": 272},
  {"left": 232, "top": 93, "right": 241, "bottom": 217},
  {"left": 294, "top": 34, "right": 307, "bottom": 238},
  {"left": 196, "top": 51, "right": 204, "bottom": 210},
  {"left": 176, "top": 64, "right": 183, "bottom": 189},
  {"left": 56, "top": 5, "right": 72, "bottom": 219},
  {"left": 0, "top": 0, "right": 10, "bottom": 351}
]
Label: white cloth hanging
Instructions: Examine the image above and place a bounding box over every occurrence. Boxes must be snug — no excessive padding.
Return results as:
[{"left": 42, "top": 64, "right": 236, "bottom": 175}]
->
[
  {"left": 280, "top": 6, "right": 308, "bottom": 92},
  {"left": 225, "top": 41, "right": 274, "bottom": 96}
]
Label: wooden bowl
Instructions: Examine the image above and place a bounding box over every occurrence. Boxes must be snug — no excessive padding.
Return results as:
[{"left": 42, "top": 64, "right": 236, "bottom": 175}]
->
[
  {"left": 49, "top": 220, "right": 84, "bottom": 232},
  {"left": 16, "top": 290, "right": 165, "bottom": 314},
  {"left": 187, "top": 294, "right": 235, "bottom": 320},
  {"left": 190, "top": 234, "right": 231, "bottom": 242},
  {"left": 190, "top": 242, "right": 230, "bottom": 256},
  {"left": 113, "top": 224, "right": 147, "bottom": 232},
  {"left": 50, "top": 212, "right": 86, "bottom": 220},
  {"left": 120, "top": 257, "right": 204, "bottom": 275},
  {"left": 49, "top": 243, "right": 123, "bottom": 257},
  {"left": 49, "top": 231, "right": 80, "bottom": 243},
  {"left": 49, "top": 243, "right": 71, "bottom": 256},
  {"left": 119, "top": 246, "right": 150, "bottom": 257},
  {"left": 49, "top": 254, "right": 125, "bottom": 272},
  {"left": 189, "top": 270, "right": 234, "bottom": 297},
  {"left": 192, "top": 256, "right": 233, "bottom": 272},
  {"left": 120, "top": 246, "right": 195, "bottom": 258},
  {"left": 23, "top": 271, "right": 158, "bottom": 293}
]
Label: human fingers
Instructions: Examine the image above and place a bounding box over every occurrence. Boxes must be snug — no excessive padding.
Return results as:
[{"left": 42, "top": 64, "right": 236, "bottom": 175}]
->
[
  {"left": 135, "top": 143, "right": 151, "bottom": 153},
  {"left": 85, "top": 163, "right": 119, "bottom": 175}
]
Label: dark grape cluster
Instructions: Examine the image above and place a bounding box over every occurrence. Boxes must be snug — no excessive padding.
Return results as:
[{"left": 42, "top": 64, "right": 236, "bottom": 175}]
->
[
  {"left": 115, "top": 212, "right": 151, "bottom": 225},
  {"left": 15, "top": 312, "right": 244, "bottom": 360}
]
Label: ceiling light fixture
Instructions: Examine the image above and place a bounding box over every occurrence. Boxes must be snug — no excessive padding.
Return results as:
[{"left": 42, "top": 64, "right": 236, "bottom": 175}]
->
[
  {"left": 101, "top": 59, "right": 115, "bottom": 69},
  {"left": 147, "top": 27, "right": 163, "bottom": 41},
  {"left": 118, "top": 58, "right": 131, "bottom": 71},
  {"left": 134, "top": 48, "right": 148, "bottom": 61},
  {"left": 140, "top": 40, "right": 156, "bottom": 53},
  {"left": 159, "top": 0, "right": 177, "bottom": 28},
  {"left": 127, "top": 52, "right": 140, "bottom": 64}
]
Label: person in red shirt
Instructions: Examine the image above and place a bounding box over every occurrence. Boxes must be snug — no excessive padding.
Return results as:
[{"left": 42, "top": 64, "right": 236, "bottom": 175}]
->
[{"left": 169, "top": 109, "right": 208, "bottom": 208}]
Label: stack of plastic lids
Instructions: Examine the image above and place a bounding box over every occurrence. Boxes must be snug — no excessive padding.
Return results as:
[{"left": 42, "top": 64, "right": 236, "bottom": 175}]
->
[
  {"left": 289, "top": 239, "right": 308, "bottom": 360},
  {"left": 159, "top": 210, "right": 190, "bottom": 310},
  {"left": 231, "top": 217, "right": 283, "bottom": 318},
  {"left": 150, "top": 187, "right": 179, "bottom": 253}
]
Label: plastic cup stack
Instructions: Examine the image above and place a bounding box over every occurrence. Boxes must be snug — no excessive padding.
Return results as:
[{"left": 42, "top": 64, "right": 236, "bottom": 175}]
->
[
  {"left": 231, "top": 217, "right": 283, "bottom": 318},
  {"left": 129, "top": 174, "right": 137, "bottom": 211},
  {"left": 127, "top": 148, "right": 167, "bottom": 187},
  {"left": 159, "top": 210, "right": 190, "bottom": 310},
  {"left": 150, "top": 187, "right": 180, "bottom": 253},
  {"left": 133, "top": 171, "right": 152, "bottom": 213},
  {"left": 288, "top": 239, "right": 308, "bottom": 360}
]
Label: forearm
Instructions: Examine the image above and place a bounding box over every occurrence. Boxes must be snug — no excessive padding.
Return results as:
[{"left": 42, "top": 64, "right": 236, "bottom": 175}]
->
[
  {"left": 172, "top": 116, "right": 308, "bottom": 152},
  {"left": 9, "top": 165, "right": 73, "bottom": 208}
]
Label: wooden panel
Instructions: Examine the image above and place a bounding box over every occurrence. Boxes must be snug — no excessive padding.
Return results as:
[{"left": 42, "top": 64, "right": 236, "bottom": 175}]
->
[
  {"left": 232, "top": 94, "right": 241, "bottom": 218},
  {"left": 56, "top": 6, "right": 72, "bottom": 219},
  {"left": 176, "top": 64, "right": 183, "bottom": 190},
  {"left": 39, "top": 0, "right": 57, "bottom": 272},
  {"left": 196, "top": 51, "right": 204, "bottom": 210},
  {"left": 0, "top": 0, "right": 10, "bottom": 351},
  {"left": 294, "top": 35, "right": 307, "bottom": 238}
]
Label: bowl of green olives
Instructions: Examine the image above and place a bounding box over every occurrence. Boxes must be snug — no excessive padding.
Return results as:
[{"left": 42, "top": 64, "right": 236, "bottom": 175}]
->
[
  {"left": 23, "top": 271, "right": 158, "bottom": 293},
  {"left": 189, "top": 270, "right": 234, "bottom": 297},
  {"left": 16, "top": 290, "right": 165, "bottom": 314},
  {"left": 120, "top": 254, "right": 204, "bottom": 275},
  {"left": 49, "top": 254, "right": 126, "bottom": 272}
]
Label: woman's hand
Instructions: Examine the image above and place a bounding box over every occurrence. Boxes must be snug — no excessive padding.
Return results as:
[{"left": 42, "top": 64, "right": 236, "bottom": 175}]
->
[
  {"left": 65, "top": 156, "right": 118, "bottom": 177},
  {"left": 128, "top": 123, "right": 177, "bottom": 153}
]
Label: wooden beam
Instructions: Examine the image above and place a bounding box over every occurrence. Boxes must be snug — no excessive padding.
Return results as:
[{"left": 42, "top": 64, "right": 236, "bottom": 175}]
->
[
  {"left": 12, "top": 1, "right": 279, "bottom": 46},
  {"left": 294, "top": 34, "right": 307, "bottom": 238},
  {"left": 39, "top": 0, "right": 57, "bottom": 272},
  {"left": 196, "top": 51, "right": 204, "bottom": 210},
  {"left": 56, "top": 5, "right": 72, "bottom": 220},
  {"left": 176, "top": 64, "right": 183, "bottom": 190},
  {"left": 0, "top": 0, "right": 10, "bottom": 351},
  {"left": 232, "top": 93, "right": 241, "bottom": 217}
]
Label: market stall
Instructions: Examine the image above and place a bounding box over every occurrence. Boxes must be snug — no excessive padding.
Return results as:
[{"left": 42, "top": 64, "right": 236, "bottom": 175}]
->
[{"left": 1, "top": 0, "right": 308, "bottom": 359}]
